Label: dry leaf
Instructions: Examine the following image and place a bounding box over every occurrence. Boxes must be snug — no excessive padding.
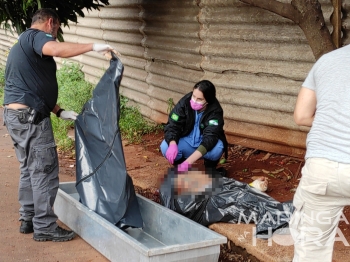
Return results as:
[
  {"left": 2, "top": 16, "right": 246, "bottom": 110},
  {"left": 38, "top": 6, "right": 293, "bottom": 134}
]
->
[
  {"left": 259, "top": 152, "right": 271, "bottom": 161},
  {"left": 270, "top": 168, "right": 284, "bottom": 174},
  {"left": 251, "top": 176, "right": 268, "bottom": 181}
]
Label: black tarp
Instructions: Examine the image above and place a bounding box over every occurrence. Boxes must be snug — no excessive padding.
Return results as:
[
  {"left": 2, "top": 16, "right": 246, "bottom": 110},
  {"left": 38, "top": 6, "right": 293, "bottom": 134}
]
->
[
  {"left": 74, "top": 52, "right": 143, "bottom": 229},
  {"left": 159, "top": 169, "right": 294, "bottom": 238}
]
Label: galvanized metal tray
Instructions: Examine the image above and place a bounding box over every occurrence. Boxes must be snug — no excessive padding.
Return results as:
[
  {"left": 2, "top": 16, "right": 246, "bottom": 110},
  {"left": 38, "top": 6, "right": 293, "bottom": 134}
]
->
[{"left": 54, "top": 182, "right": 227, "bottom": 262}]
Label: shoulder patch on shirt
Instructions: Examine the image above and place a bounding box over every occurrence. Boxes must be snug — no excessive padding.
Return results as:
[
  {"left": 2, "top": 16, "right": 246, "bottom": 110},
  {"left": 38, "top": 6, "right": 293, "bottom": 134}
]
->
[
  {"left": 209, "top": 119, "right": 218, "bottom": 126},
  {"left": 171, "top": 113, "right": 179, "bottom": 121},
  {"left": 46, "top": 34, "right": 53, "bottom": 38}
]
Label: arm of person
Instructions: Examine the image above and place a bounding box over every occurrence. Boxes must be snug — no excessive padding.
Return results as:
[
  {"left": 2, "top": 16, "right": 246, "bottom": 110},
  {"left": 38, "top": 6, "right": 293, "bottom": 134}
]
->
[
  {"left": 185, "top": 150, "right": 203, "bottom": 165},
  {"left": 199, "top": 108, "right": 223, "bottom": 153},
  {"left": 294, "top": 87, "right": 316, "bottom": 127},
  {"left": 164, "top": 94, "right": 191, "bottom": 144},
  {"left": 51, "top": 104, "right": 77, "bottom": 120},
  {"left": 42, "top": 41, "right": 93, "bottom": 58}
]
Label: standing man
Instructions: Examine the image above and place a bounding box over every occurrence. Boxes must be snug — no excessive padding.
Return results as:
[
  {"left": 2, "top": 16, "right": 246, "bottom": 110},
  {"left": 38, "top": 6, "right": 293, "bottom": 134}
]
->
[
  {"left": 290, "top": 44, "right": 350, "bottom": 261},
  {"left": 3, "top": 8, "right": 115, "bottom": 242}
]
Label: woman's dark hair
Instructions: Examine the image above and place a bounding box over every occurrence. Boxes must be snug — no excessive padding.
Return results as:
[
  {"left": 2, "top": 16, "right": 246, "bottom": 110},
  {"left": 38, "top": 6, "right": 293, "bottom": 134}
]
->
[
  {"left": 193, "top": 80, "right": 216, "bottom": 104},
  {"left": 31, "top": 8, "right": 59, "bottom": 25}
]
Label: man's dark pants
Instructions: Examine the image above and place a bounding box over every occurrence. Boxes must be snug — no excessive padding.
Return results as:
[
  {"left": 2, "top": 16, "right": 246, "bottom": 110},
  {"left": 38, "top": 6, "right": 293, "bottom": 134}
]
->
[{"left": 4, "top": 107, "right": 59, "bottom": 233}]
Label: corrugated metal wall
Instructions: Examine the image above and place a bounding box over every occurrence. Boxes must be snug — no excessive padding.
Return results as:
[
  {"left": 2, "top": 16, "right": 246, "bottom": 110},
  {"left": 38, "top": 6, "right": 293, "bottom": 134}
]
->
[
  {"left": 0, "top": 0, "right": 349, "bottom": 158},
  {"left": 0, "top": 29, "right": 17, "bottom": 65},
  {"left": 343, "top": 1, "right": 350, "bottom": 45}
]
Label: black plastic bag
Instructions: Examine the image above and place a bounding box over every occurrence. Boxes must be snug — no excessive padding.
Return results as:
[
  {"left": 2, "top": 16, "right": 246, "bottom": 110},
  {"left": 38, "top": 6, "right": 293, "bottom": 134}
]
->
[
  {"left": 74, "top": 52, "right": 143, "bottom": 229},
  {"left": 159, "top": 169, "right": 294, "bottom": 238}
]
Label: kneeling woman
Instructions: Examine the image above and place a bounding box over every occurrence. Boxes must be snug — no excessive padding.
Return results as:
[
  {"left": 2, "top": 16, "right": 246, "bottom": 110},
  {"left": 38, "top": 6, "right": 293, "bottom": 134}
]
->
[{"left": 160, "top": 80, "right": 228, "bottom": 171}]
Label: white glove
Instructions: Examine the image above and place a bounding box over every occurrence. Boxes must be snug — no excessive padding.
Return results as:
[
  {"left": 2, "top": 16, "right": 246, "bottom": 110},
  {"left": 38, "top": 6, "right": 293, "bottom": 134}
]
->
[
  {"left": 60, "top": 110, "right": 78, "bottom": 121},
  {"left": 92, "top": 43, "right": 114, "bottom": 54}
]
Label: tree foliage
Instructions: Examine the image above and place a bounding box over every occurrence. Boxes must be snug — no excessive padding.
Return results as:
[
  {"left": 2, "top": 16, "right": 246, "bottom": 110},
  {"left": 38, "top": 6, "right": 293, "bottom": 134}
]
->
[{"left": 0, "top": 0, "right": 109, "bottom": 41}]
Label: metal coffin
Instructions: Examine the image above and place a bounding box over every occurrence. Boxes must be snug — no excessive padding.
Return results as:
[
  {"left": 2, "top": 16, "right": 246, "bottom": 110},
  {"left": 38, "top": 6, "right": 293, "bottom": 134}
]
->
[{"left": 54, "top": 182, "right": 227, "bottom": 262}]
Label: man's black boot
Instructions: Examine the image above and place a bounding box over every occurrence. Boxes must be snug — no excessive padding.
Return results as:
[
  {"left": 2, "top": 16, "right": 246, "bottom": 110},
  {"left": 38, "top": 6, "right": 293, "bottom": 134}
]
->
[
  {"left": 33, "top": 226, "right": 76, "bottom": 242},
  {"left": 20, "top": 220, "right": 34, "bottom": 234}
]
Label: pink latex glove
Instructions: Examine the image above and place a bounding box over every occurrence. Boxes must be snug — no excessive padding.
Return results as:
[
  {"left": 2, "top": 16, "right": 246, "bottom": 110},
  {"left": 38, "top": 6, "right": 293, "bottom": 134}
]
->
[
  {"left": 178, "top": 161, "right": 190, "bottom": 172},
  {"left": 165, "top": 143, "right": 178, "bottom": 164}
]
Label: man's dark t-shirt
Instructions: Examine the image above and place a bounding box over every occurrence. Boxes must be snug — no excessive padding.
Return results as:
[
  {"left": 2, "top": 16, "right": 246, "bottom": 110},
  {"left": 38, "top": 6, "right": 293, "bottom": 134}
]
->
[{"left": 4, "top": 28, "right": 58, "bottom": 117}]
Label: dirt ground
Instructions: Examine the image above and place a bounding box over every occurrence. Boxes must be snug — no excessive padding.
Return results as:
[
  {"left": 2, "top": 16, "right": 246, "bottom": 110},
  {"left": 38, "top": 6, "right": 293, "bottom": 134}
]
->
[
  {"left": 120, "top": 132, "right": 303, "bottom": 203},
  {"left": 122, "top": 134, "right": 300, "bottom": 262},
  {"left": 1, "top": 108, "right": 350, "bottom": 261},
  {"left": 0, "top": 113, "right": 108, "bottom": 261},
  {"left": 59, "top": 131, "right": 350, "bottom": 261},
  {"left": 118, "top": 132, "right": 350, "bottom": 262}
]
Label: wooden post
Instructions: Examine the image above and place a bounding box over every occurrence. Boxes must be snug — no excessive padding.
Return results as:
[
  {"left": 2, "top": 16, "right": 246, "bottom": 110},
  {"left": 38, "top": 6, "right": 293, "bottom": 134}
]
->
[{"left": 331, "top": 0, "right": 342, "bottom": 48}]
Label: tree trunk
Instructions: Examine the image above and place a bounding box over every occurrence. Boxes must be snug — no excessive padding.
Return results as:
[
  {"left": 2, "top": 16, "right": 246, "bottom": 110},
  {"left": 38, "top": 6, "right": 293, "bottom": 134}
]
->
[
  {"left": 239, "top": 0, "right": 336, "bottom": 60},
  {"left": 292, "top": 0, "right": 335, "bottom": 60}
]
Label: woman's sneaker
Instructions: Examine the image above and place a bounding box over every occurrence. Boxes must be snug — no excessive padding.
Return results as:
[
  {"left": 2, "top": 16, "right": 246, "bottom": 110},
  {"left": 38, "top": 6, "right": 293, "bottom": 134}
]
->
[
  {"left": 33, "top": 226, "right": 75, "bottom": 242},
  {"left": 20, "top": 220, "right": 34, "bottom": 234}
]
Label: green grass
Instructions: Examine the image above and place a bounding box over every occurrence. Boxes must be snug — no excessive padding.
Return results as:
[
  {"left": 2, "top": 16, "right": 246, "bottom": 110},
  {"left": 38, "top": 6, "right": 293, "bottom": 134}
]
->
[
  {"left": 51, "top": 61, "right": 95, "bottom": 153},
  {"left": 119, "top": 96, "right": 163, "bottom": 144},
  {"left": 53, "top": 61, "right": 162, "bottom": 151}
]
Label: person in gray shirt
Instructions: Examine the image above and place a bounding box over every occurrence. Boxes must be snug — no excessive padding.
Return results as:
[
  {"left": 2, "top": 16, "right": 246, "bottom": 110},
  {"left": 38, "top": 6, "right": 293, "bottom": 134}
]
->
[
  {"left": 290, "top": 44, "right": 350, "bottom": 261},
  {"left": 3, "top": 8, "right": 115, "bottom": 242}
]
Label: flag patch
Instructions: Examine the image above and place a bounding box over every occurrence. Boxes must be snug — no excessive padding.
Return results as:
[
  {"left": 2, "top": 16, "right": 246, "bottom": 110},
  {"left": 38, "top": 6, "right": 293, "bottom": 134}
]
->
[
  {"left": 171, "top": 113, "right": 179, "bottom": 121},
  {"left": 209, "top": 119, "right": 218, "bottom": 126}
]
